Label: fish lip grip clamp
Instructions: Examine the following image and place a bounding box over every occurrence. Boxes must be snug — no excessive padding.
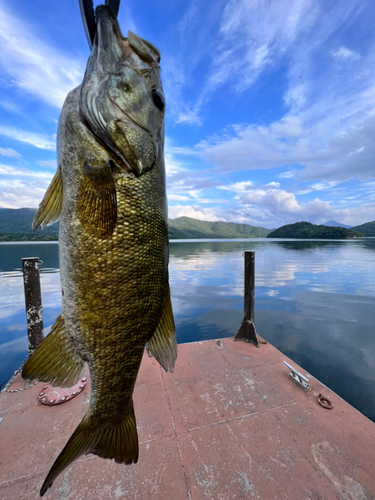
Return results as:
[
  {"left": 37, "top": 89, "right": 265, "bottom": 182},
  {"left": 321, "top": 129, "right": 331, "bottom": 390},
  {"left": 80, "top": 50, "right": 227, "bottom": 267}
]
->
[{"left": 79, "top": 0, "right": 121, "bottom": 50}]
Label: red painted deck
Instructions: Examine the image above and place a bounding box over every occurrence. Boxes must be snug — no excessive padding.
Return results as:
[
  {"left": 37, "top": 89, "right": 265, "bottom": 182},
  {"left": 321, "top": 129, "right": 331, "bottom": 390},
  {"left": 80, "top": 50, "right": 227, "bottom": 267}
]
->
[{"left": 1, "top": 336, "right": 374, "bottom": 499}]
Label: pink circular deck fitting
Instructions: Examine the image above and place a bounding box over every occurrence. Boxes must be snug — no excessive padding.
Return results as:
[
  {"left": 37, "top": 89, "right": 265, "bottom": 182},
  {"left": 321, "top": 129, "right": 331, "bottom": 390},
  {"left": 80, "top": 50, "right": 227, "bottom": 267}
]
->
[{"left": 37, "top": 378, "right": 87, "bottom": 407}]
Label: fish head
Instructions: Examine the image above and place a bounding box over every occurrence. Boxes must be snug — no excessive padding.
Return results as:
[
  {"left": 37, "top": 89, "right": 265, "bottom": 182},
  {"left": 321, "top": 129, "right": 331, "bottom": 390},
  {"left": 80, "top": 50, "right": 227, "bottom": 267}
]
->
[{"left": 80, "top": 5, "right": 165, "bottom": 176}]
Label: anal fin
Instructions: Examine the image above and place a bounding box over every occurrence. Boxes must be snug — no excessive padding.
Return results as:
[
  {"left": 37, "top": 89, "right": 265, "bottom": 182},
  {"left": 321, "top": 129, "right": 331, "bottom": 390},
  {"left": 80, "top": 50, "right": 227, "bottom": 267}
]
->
[
  {"left": 40, "top": 403, "right": 138, "bottom": 496},
  {"left": 33, "top": 166, "right": 63, "bottom": 231},
  {"left": 22, "top": 314, "right": 84, "bottom": 388},
  {"left": 148, "top": 282, "right": 177, "bottom": 372}
]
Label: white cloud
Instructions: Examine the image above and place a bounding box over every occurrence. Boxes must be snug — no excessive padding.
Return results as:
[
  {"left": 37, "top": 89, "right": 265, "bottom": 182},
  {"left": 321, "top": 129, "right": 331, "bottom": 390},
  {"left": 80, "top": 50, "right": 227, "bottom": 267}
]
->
[
  {"left": 332, "top": 46, "right": 360, "bottom": 61},
  {"left": 231, "top": 183, "right": 375, "bottom": 227},
  {"left": 178, "top": 1, "right": 200, "bottom": 41},
  {"left": 164, "top": 152, "right": 184, "bottom": 177},
  {"left": 0, "top": 165, "right": 52, "bottom": 208},
  {"left": 0, "top": 3, "right": 84, "bottom": 108},
  {"left": 0, "top": 126, "right": 55, "bottom": 150},
  {"left": 240, "top": 186, "right": 333, "bottom": 219},
  {"left": 175, "top": 109, "right": 202, "bottom": 126},
  {"left": 167, "top": 179, "right": 375, "bottom": 227},
  {"left": 0, "top": 164, "right": 53, "bottom": 179},
  {"left": 219, "top": 181, "right": 253, "bottom": 192},
  {"left": 0, "top": 147, "right": 21, "bottom": 159},
  {"left": 0, "top": 99, "right": 22, "bottom": 114},
  {"left": 179, "top": 0, "right": 320, "bottom": 121},
  {"left": 196, "top": 111, "right": 375, "bottom": 183},
  {"left": 169, "top": 204, "right": 224, "bottom": 222},
  {"left": 0, "top": 186, "right": 46, "bottom": 209},
  {"left": 168, "top": 194, "right": 191, "bottom": 202},
  {"left": 165, "top": 0, "right": 368, "bottom": 126},
  {"left": 36, "top": 160, "right": 57, "bottom": 169}
]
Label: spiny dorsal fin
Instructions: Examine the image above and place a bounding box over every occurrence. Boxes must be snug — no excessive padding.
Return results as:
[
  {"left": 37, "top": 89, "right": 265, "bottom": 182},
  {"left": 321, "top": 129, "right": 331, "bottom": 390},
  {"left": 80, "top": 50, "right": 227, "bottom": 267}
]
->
[
  {"left": 22, "top": 314, "right": 84, "bottom": 388},
  {"left": 77, "top": 161, "right": 117, "bottom": 238},
  {"left": 32, "top": 166, "right": 63, "bottom": 231},
  {"left": 148, "top": 282, "right": 177, "bottom": 372},
  {"left": 40, "top": 403, "right": 138, "bottom": 496}
]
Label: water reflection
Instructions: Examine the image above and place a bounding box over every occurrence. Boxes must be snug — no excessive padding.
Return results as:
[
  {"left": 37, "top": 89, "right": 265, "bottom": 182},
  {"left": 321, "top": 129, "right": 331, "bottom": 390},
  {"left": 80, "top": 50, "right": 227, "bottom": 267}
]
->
[{"left": 1, "top": 239, "right": 375, "bottom": 422}]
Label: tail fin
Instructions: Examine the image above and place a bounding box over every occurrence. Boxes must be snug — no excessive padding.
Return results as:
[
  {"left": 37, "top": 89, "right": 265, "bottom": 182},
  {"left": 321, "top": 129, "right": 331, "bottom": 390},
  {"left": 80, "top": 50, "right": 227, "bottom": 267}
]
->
[{"left": 40, "top": 403, "right": 138, "bottom": 496}]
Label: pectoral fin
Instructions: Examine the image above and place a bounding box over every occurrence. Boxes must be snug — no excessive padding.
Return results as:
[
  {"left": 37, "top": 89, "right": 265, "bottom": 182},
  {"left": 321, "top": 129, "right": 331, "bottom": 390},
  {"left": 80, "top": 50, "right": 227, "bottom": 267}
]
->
[
  {"left": 148, "top": 282, "right": 177, "bottom": 372},
  {"left": 22, "top": 314, "right": 84, "bottom": 388},
  {"left": 77, "top": 161, "right": 117, "bottom": 238},
  {"left": 32, "top": 166, "right": 63, "bottom": 231}
]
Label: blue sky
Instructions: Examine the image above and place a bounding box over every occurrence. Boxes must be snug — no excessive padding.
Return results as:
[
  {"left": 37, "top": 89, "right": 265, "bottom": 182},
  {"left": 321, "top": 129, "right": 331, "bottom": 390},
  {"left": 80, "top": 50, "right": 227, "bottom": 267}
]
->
[{"left": 0, "top": 0, "right": 375, "bottom": 228}]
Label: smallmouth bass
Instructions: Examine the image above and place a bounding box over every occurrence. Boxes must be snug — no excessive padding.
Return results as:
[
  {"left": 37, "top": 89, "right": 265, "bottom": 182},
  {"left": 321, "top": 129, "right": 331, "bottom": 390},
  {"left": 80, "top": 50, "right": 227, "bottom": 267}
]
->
[{"left": 22, "top": 5, "right": 176, "bottom": 496}]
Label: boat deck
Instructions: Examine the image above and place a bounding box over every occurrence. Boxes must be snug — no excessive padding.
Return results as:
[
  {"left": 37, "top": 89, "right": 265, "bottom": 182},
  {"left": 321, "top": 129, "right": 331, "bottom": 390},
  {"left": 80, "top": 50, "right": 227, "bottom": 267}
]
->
[{"left": 1, "top": 336, "right": 374, "bottom": 499}]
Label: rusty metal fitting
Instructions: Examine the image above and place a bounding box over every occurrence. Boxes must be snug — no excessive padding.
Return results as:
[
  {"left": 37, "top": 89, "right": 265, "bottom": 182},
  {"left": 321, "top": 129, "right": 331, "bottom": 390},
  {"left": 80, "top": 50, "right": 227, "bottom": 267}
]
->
[{"left": 317, "top": 393, "right": 334, "bottom": 409}]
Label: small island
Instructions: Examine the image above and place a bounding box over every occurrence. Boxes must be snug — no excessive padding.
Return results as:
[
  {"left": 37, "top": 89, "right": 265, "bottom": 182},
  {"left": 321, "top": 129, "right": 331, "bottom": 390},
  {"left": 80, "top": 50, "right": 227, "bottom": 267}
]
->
[{"left": 267, "top": 221, "right": 363, "bottom": 239}]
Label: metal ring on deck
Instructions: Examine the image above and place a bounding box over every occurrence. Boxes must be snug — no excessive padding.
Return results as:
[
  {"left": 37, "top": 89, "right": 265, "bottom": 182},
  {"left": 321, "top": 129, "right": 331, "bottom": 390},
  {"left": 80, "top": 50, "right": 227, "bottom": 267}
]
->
[{"left": 317, "top": 393, "right": 334, "bottom": 409}]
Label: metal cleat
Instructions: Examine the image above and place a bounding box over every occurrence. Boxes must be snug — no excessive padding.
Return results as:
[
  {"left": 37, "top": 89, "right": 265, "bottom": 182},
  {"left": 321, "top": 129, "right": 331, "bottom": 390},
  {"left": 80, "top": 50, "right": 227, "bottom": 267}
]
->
[{"left": 283, "top": 361, "right": 310, "bottom": 390}]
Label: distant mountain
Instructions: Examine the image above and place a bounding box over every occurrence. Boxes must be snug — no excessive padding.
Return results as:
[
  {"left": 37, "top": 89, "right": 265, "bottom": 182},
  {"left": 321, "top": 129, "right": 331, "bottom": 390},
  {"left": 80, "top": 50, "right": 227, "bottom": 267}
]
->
[
  {"left": 0, "top": 208, "right": 59, "bottom": 235},
  {"left": 168, "top": 217, "right": 271, "bottom": 239},
  {"left": 0, "top": 209, "right": 271, "bottom": 240},
  {"left": 323, "top": 220, "right": 352, "bottom": 229},
  {"left": 351, "top": 221, "right": 375, "bottom": 237},
  {"left": 267, "top": 221, "right": 363, "bottom": 239}
]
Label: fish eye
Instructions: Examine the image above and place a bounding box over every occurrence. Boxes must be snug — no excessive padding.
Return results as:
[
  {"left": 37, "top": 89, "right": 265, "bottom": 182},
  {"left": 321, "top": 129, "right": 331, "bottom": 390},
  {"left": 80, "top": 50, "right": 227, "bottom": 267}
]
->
[{"left": 151, "top": 89, "right": 165, "bottom": 111}]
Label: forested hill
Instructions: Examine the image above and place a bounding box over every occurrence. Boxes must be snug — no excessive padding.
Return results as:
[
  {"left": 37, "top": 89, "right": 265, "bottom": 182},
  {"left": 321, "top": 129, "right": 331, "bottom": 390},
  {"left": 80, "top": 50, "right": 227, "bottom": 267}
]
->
[
  {"left": 267, "top": 221, "right": 363, "bottom": 239},
  {"left": 0, "top": 208, "right": 58, "bottom": 234},
  {"left": 350, "top": 221, "right": 375, "bottom": 237},
  {"left": 168, "top": 217, "right": 271, "bottom": 239},
  {"left": 1, "top": 209, "right": 372, "bottom": 241},
  {"left": 0, "top": 209, "right": 271, "bottom": 241}
]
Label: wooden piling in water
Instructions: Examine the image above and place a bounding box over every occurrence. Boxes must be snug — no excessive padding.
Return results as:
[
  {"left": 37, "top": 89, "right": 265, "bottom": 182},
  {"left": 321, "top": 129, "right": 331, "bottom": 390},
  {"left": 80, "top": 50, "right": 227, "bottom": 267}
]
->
[
  {"left": 22, "top": 257, "right": 44, "bottom": 353},
  {"left": 234, "top": 250, "right": 259, "bottom": 346}
]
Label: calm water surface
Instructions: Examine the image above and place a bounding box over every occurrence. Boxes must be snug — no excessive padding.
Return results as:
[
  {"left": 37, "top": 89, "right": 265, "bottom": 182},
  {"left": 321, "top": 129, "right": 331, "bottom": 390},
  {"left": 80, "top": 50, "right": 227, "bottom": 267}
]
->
[{"left": 1, "top": 239, "right": 374, "bottom": 421}]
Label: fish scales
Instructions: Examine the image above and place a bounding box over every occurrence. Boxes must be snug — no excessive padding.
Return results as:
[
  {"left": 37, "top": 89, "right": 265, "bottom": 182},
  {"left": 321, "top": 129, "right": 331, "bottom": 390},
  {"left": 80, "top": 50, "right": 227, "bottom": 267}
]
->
[
  {"left": 63, "top": 90, "right": 167, "bottom": 419},
  {"left": 22, "top": 4, "right": 176, "bottom": 496}
]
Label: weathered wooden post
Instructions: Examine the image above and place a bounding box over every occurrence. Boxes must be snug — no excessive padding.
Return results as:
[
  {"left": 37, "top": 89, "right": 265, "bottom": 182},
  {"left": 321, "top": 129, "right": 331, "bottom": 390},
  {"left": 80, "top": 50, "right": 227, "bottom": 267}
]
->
[
  {"left": 22, "top": 257, "right": 44, "bottom": 353},
  {"left": 234, "top": 251, "right": 259, "bottom": 347}
]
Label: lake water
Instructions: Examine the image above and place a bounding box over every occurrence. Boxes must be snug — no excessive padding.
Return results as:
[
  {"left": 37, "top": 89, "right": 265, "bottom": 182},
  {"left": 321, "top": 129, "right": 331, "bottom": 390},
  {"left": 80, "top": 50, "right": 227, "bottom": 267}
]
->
[{"left": 1, "top": 239, "right": 374, "bottom": 422}]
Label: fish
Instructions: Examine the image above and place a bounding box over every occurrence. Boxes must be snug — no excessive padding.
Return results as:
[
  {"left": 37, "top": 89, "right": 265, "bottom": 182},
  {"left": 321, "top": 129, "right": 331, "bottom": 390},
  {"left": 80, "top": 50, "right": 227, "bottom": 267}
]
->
[{"left": 21, "top": 4, "right": 176, "bottom": 496}]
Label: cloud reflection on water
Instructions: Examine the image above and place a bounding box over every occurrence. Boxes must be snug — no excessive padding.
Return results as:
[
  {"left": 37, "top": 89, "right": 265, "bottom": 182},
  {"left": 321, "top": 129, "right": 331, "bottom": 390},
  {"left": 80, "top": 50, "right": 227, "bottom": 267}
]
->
[{"left": 1, "top": 239, "right": 374, "bottom": 421}]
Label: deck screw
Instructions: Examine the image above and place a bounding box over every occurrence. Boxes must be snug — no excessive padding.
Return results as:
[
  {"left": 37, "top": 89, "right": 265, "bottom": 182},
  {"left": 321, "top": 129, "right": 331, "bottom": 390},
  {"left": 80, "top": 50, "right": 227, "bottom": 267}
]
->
[
  {"left": 39, "top": 392, "right": 44, "bottom": 396},
  {"left": 82, "top": 378, "right": 86, "bottom": 382},
  {"left": 72, "top": 391, "right": 77, "bottom": 395},
  {"left": 49, "top": 399, "right": 55, "bottom": 403}
]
